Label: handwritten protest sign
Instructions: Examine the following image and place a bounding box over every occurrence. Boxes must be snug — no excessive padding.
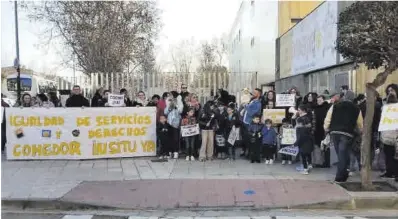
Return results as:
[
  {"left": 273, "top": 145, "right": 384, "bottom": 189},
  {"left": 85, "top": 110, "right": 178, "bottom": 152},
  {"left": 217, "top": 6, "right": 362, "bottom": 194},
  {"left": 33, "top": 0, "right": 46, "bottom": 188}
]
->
[
  {"left": 263, "top": 109, "right": 285, "bottom": 124},
  {"left": 281, "top": 128, "right": 296, "bottom": 145},
  {"left": 276, "top": 94, "right": 295, "bottom": 107},
  {"left": 378, "top": 103, "right": 398, "bottom": 131},
  {"left": 6, "top": 107, "right": 157, "bottom": 160},
  {"left": 227, "top": 126, "right": 240, "bottom": 145},
  {"left": 108, "top": 94, "right": 125, "bottom": 107},
  {"left": 181, "top": 124, "right": 200, "bottom": 137},
  {"left": 278, "top": 146, "right": 299, "bottom": 156}
]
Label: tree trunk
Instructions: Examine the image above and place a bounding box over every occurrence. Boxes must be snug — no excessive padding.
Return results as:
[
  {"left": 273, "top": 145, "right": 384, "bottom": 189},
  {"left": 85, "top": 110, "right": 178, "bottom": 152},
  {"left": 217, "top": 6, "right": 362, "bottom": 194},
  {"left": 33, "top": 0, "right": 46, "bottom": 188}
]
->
[
  {"left": 360, "top": 65, "right": 395, "bottom": 190},
  {"left": 360, "top": 84, "right": 376, "bottom": 190}
]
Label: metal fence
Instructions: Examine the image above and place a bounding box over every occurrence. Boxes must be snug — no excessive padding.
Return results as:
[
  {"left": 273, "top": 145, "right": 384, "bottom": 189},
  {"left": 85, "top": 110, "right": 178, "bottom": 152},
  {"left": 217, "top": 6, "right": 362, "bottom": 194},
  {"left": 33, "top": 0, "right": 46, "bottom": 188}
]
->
[{"left": 57, "top": 71, "right": 258, "bottom": 103}]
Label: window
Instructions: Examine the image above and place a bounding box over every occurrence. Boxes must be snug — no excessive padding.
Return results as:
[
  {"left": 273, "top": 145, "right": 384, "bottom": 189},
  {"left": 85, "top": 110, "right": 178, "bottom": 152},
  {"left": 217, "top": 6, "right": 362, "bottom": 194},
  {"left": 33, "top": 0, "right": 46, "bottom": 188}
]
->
[
  {"left": 7, "top": 78, "right": 32, "bottom": 92},
  {"left": 291, "top": 18, "right": 302, "bottom": 24},
  {"left": 250, "top": 37, "right": 255, "bottom": 47}
]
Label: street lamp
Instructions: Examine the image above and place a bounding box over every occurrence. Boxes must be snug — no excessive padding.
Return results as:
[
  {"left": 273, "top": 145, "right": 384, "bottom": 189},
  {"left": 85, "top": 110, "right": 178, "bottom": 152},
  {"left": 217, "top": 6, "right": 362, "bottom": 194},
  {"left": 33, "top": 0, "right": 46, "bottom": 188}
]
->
[{"left": 14, "top": 1, "right": 21, "bottom": 103}]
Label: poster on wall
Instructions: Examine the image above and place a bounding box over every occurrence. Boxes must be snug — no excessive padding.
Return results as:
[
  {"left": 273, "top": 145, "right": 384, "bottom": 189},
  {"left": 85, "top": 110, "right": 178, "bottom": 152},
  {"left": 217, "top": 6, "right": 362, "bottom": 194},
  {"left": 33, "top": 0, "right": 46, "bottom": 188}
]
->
[
  {"left": 6, "top": 107, "right": 157, "bottom": 160},
  {"left": 291, "top": 1, "right": 338, "bottom": 75}
]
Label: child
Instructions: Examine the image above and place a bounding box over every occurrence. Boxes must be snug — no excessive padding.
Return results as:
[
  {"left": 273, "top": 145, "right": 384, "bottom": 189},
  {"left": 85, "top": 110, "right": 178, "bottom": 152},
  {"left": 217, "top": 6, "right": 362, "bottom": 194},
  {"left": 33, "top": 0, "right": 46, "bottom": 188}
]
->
[
  {"left": 248, "top": 114, "right": 263, "bottom": 163},
  {"left": 225, "top": 104, "right": 241, "bottom": 160},
  {"left": 262, "top": 119, "right": 277, "bottom": 164},
  {"left": 181, "top": 108, "right": 198, "bottom": 161},
  {"left": 280, "top": 118, "right": 293, "bottom": 165},
  {"left": 157, "top": 115, "right": 172, "bottom": 159},
  {"left": 295, "top": 105, "right": 314, "bottom": 175}
]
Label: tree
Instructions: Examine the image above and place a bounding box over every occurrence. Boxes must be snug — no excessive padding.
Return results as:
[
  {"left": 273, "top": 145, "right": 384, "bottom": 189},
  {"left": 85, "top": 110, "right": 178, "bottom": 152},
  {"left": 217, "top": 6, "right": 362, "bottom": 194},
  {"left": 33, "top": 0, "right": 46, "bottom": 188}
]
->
[
  {"left": 24, "top": 1, "right": 160, "bottom": 76},
  {"left": 170, "top": 38, "right": 197, "bottom": 73},
  {"left": 336, "top": 1, "right": 398, "bottom": 189}
]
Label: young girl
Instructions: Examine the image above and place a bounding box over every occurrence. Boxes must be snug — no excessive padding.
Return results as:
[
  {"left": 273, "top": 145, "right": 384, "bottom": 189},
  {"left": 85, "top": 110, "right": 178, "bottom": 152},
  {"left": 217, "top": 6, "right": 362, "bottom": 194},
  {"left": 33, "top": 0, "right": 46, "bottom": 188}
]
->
[
  {"left": 295, "top": 105, "right": 314, "bottom": 175},
  {"left": 262, "top": 119, "right": 277, "bottom": 164},
  {"left": 248, "top": 114, "right": 263, "bottom": 163},
  {"left": 225, "top": 104, "right": 241, "bottom": 160},
  {"left": 181, "top": 108, "right": 198, "bottom": 161},
  {"left": 280, "top": 118, "right": 294, "bottom": 165}
]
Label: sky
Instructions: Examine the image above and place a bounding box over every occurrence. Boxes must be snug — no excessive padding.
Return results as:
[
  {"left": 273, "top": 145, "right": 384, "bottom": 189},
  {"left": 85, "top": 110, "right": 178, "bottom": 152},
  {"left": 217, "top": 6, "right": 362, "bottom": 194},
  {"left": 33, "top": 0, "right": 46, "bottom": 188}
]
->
[{"left": 1, "top": 0, "right": 241, "bottom": 77}]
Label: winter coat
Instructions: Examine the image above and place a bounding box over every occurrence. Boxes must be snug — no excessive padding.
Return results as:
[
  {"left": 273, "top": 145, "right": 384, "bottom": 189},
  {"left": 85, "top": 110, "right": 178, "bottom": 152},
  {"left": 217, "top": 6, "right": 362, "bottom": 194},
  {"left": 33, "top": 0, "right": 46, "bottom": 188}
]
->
[
  {"left": 164, "top": 97, "right": 183, "bottom": 129},
  {"left": 243, "top": 99, "right": 262, "bottom": 125},
  {"left": 157, "top": 122, "right": 172, "bottom": 145},
  {"left": 295, "top": 114, "right": 314, "bottom": 154},
  {"left": 225, "top": 112, "right": 241, "bottom": 135},
  {"left": 248, "top": 123, "right": 264, "bottom": 144},
  {"left": 262, "top": 126, "right": 277, "bottom": 146},
  {"left": 198, "top": 110, "right": 219, "bottom": 131},
  {"left": 215, "top": 107, "right": 228, "bottom": 135},
  {"left": 91, "top": 93, "right": 103, "bottom": 107},
  {"left": 313, "top": 101, "right": 331, "bottom": 145},
  {"left": 65, "top": 95, "right": 90, "bottom": 107}
]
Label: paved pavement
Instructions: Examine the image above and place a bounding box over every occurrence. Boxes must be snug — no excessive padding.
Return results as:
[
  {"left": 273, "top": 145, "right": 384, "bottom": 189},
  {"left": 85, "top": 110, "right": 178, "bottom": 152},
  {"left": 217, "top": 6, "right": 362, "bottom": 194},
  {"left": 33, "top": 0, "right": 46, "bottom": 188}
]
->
[{"left": 2, "top": 213, "right": 397, "bottom": 219}]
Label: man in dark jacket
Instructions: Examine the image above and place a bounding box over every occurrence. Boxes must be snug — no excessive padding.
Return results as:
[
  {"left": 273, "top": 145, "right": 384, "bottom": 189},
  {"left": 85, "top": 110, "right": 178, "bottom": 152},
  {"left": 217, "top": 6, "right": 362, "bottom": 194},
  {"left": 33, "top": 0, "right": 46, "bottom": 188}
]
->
[
  {"left": 324, "top": 90, "right": 363, "bottom": 182},
  {"left": 314, "top": 95, "right": 331, "bottom": 168},
  {"left": 66, "top": 85, "right": 90, "bottom": 107}
]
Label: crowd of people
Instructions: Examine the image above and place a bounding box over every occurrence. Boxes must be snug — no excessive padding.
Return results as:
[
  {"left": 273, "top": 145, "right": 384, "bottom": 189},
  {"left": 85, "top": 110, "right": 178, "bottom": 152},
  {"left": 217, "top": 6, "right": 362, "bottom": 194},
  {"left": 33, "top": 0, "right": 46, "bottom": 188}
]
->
[{"left": 1, "top": 83, "right": 398, "bottom": 183}]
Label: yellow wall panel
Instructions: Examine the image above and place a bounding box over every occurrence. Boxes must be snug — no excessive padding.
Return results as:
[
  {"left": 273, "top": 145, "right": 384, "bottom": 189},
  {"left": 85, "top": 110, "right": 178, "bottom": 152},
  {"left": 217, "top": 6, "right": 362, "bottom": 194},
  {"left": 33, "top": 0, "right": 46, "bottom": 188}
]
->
[{"left": 355, "top": 64, "right": 398, "bottom": 97}]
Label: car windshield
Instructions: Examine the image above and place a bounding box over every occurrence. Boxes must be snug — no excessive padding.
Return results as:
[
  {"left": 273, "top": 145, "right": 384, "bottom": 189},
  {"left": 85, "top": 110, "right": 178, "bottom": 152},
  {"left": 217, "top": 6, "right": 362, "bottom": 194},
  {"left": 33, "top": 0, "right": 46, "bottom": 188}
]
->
[{"left": 7, "top": 78, "right": 32, "bottom": 92}]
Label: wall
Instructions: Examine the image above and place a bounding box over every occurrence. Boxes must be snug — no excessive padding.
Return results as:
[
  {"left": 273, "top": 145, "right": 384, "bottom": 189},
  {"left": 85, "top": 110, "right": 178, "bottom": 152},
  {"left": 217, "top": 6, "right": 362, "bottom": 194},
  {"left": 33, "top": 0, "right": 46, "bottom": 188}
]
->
[
  {"left": 354, "top": 64, "right": 398, "bottom": 97},
  {"left": 278, "top": 1, "right": 322, "bottom": 37}
]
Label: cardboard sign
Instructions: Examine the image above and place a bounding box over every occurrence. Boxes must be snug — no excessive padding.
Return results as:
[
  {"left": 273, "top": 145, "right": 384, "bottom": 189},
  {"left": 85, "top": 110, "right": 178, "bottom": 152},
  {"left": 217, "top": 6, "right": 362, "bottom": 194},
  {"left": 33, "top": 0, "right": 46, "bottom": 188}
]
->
[
  {"left": 276, "top": 94, "right": 295, "bottom": 107},
  {"left": 263, "top": 109, "right": 285, "bottom": 124},
  {"left": 278, "top": 146, "right": 299, "bottom": 156},
  {"left": 227, "top": 126, "right": 240, "bottom": 145},
  {"left": 181, "top": 124, "right": 200, "bottom": 137},
  {"left": 378, "top": 103, "right": 398, "bottom": 131},
  {"left": 281, "top": 128, "right": 296, "bottom": 145},
  {"left": 216, "top": 134, "right": 225, "bottom": 147},
  {"left": 6, "top": 107, "right": 157, "bottom": 160},
  {"left": 108, "top": 94, "right": 125, "bottom": 107}
]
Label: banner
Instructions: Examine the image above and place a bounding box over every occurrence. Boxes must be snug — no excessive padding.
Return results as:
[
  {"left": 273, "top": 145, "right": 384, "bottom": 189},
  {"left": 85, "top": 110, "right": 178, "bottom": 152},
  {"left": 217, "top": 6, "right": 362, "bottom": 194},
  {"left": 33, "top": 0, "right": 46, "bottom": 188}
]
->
[
  {"left": 378, "top": 103, "right": 398, "bottom": 131},
  {"left": 181, "top": 124, "right": 200, "bottom": 137},
  {"left": 278, "top": 146, "right": 299, "bottom": 156},
  {"left": 263, "top": 109, "right": 285, "bottom": 124},
  {"left": 108, "top": 94, "right": 125, "bottom": 107},
  {"left": 281, "top": 128, "right": 296, "bottom": 145},
  {"left": 6, "top": 107, "right": 157, "bottom": 160},
  {"left": 276, "top": 94, "right": 295, "bottom": 107}
]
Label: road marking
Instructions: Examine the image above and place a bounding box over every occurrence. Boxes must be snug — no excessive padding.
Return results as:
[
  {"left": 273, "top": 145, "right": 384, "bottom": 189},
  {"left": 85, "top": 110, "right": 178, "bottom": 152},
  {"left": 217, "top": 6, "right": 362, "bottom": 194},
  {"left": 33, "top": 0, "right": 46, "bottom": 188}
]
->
[{"left": 62, "top": 215, "right": 94, "bottom": 219}]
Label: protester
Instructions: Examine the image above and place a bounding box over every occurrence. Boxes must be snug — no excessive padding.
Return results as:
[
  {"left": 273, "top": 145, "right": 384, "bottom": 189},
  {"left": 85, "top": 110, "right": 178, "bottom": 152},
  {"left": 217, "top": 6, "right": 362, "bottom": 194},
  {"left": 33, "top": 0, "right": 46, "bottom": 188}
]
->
[
  {"left": 164, "top": 94, "right": 183, "bottom": 159},
  {"left": 135, "top": 91, "right": 149, "bottom": 107},
  {"left": 225, "top": 104, "right": 240, "bottom": 160},
  {"left": 215, "top": 102, "right": 228, "bottom": 159},
  {"left": 151, "top": 95, "right": 160, "bottom": 105},
  {"left": 102, "top": 90, "right": 111, "bottom": 107},
  {"left": 2, "top": 94, "right": 10, "bottom": 153},
  {"left": 181, "top": 107, "right": 198, "bottom": 161},
  {"left": 380, "top": 94, "right": 398, "bottom": 178},
  {"left": 120, "top": 88, "right": 133, "bottom": 107},
  {"left": 248, "top": 114, "right": 263, "bottom": 163},
  {"left": 157, "top": 115, "right": 172, "bottom": 159},
  {"left": 262, "top": 119, "right": 278, "bottom": 164},
  {"left": 263, "top": 90, "right": 276, "bottom": 109},
  {"left": 66, "top": 85, "right": 90, "bottom": 107},
  {"left": 324, "top": 90, "right": 363, "bottom": 182},
  {"left": 242, "top": 88, "right": 262, "bottom": 156},
  {"left": 288, "top": 87, "right": 303, "bottom": 110},
  {"left": 157, "top": 92, "right": 170, "bottom": 120},
  {"left": 48, "top": 91, "right": 61, "bottom": 107},
  {"left": 91, "top": 87, "right": 105, "bottom": 107},
  {"left": 34, "top": 93, "right": 55, "bottom": 108},
  {"left": 314, "top": 95, "right": 331, "bottom": 168},
  {"left": 295, "top": 104, "right": 314, "bottom": 175},
  {"left": 279, "top": 118, "right": 293, "bottom": 165},
  {"left": 198, "top": 101, "right": 218, "bottom": 161},
  {"left": 14, "top": 93, "right": 33, "bottom": 107}
]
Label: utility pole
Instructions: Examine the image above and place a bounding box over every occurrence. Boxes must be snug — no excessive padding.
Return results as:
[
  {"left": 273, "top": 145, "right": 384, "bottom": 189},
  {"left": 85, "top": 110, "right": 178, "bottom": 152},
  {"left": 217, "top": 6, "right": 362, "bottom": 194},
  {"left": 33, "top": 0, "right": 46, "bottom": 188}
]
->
[{"left": 14, "top": 1, "right": 21, "bottom": 103}]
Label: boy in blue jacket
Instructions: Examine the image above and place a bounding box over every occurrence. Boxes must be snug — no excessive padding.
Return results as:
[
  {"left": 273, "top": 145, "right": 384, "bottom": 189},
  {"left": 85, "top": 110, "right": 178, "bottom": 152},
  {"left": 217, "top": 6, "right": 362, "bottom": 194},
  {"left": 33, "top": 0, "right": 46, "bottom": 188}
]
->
[{"left": 262, "top": 119, "right": 278, "bottom": 164}]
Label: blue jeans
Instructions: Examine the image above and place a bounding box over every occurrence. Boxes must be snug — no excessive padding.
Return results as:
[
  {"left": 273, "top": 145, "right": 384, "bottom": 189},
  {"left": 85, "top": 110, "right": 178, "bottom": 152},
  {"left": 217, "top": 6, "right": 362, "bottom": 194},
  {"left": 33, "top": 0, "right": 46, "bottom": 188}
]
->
[
  {"left": 331, "top": 134, "right": 353, "bottom": 181},
  {"left": 184, "top": 136, "right": 195, "bottom": 156}
]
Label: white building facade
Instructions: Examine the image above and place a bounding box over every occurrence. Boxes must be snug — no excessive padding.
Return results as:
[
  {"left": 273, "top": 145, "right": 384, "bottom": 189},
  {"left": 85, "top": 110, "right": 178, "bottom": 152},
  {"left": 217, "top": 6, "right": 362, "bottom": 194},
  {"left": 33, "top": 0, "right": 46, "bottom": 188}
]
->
[{"left": 228, "top": 0, "right": 278, "bottom": 91}]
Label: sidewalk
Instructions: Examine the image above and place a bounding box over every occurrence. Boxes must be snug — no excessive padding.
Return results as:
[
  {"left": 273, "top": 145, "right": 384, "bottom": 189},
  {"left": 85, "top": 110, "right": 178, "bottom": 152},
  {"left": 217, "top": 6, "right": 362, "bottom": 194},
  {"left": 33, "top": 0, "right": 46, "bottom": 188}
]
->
[{"left": 1, "top": 157, "right": 396, "bottom": 210}]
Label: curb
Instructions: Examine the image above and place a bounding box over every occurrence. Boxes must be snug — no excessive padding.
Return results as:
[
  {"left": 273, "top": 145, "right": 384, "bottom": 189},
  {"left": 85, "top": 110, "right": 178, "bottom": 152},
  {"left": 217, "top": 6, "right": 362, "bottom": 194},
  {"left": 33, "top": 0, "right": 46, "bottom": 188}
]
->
[{"left": 2, "top": 194, "right": 398, "bottom": 211}]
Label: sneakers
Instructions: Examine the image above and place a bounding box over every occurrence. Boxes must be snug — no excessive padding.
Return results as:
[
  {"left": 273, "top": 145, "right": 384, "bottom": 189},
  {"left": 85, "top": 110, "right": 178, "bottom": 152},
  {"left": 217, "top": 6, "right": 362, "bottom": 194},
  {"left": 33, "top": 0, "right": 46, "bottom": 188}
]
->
[
  {"left": 265, "top": 160, "right": 270, "bottom": 165},
  {"left": 186, "top": 156, "right": 190, "bottom": 161},
  {"left": 308, "top": 164, "right": 313, "bottom": 170},
  {"left": 288, "top": 161, "right": 292, "bottom": 165},
  {"left": 269, "top": 159, "right": 274, "bottom": 165},
  {"left": 300, "top": 169, "right": 309, "bottom": 175},
  {"left": 282, "top": 160, "right": 286, "bottom": 165},
  {"left": 173, "top": 152, "right": 179, "bottom": 159},
  {"left": 190, "top": 156, "right": 195, "bottom": 161},
  {"left": 159, "top": 156, "right": 164, "bottom": 159}
]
